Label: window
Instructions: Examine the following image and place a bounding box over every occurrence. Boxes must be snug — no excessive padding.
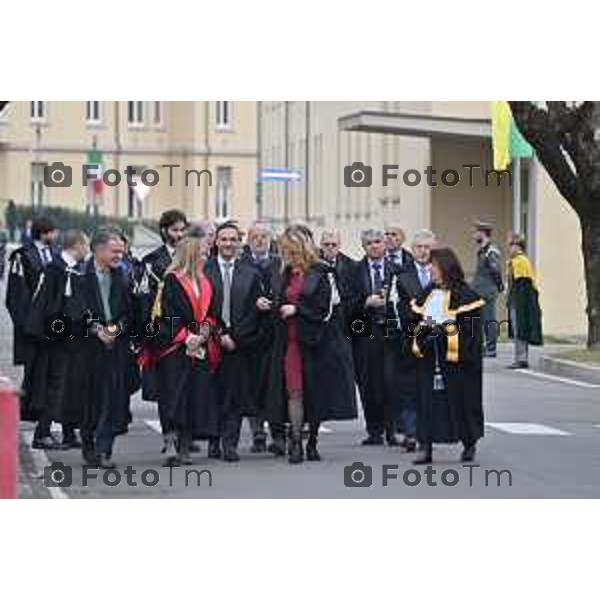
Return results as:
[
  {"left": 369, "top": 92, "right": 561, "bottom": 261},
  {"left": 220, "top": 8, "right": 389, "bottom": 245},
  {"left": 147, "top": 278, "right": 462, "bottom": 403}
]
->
[
  {"left": 86, "top": 101, "right": 101, "bottom": 123},
  {"left": 128, "top": 101, "right": 144, "bottom": 126},
  {"left": 153, "top": 101, "right": 162, "bottom": 126},
  {"left": 31, "top": 163, "right": 46, "bottom": 208},
  {"left": 31, "top": 101, "right": 45, "bottom": 121},
  {"left": 0, "top": 101, "right": 9, "bottom": 121},
  {"left": 215, "top": 166, "right": 233, "bottom": 218},
  {"left": 215, "top": 101, "right": 232, "bottom": 129}
]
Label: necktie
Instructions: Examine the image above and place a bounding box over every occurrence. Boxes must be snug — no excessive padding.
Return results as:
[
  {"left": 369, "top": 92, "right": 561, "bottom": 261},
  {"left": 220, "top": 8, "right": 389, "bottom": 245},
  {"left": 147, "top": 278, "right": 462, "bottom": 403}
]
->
[
  {"left": 418, "top": 265, "right": 429, "bottom": 289},
  {"left": 372, "top": 263, "right": 383, "bottom": 294},
  {"left": 98, "top": 270, "right": 112, "bottom": 321},
  {"left": 222, "top": 262, "right": 233, "bottom": 328}
]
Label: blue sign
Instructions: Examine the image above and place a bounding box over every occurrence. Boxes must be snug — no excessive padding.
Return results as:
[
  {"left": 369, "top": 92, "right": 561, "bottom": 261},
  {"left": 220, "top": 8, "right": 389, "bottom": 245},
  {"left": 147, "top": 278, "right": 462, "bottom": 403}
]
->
[{"left": 260, "top": 168, "right": 303, "bottom": 182}]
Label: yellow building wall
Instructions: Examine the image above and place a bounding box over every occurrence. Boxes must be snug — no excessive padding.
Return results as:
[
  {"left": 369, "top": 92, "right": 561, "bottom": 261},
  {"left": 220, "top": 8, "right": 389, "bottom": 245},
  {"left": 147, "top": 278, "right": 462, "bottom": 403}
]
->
[{"left": 534, "top": 166, "right": 587, "bottom": 337}]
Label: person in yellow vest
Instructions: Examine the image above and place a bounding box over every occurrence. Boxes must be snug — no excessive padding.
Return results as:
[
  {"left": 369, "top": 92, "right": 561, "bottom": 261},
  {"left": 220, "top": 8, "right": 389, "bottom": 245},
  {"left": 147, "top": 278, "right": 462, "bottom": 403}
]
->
[{"left": 506, "top": 234, "right": 543, "bottom": 369}]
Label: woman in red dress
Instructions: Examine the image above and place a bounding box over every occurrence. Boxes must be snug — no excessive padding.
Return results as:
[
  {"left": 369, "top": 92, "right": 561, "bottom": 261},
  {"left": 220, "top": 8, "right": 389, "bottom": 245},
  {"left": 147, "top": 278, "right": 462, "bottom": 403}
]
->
[{"left": 265, "top": 225, "right": 357, "bottom": 464}]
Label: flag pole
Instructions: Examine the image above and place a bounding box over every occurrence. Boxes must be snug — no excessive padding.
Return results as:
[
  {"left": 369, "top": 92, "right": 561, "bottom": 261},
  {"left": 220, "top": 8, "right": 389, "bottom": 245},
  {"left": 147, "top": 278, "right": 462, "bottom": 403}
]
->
[{"left": 512, "top": 156, "right": 522, "bottom": 234}]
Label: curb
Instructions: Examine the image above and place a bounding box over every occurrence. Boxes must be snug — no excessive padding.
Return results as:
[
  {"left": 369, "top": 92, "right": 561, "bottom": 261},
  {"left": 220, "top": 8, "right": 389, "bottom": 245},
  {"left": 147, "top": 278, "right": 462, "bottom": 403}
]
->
[{"left": 539, "top": 355, "right": 600, "bottom": 385}]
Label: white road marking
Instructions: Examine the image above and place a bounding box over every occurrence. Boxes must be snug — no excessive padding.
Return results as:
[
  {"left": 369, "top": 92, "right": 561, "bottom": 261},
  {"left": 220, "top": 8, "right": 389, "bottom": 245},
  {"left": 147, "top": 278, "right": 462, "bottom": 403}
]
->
[
  {"left": 20, "top": 430, "right": 69, "bottom": 500},
  {"left": 514, "top": 369, "right": 600, "bottom": 389},
  {"left": 486, "top": 422, "right": 571, "bottom": 436},
  {"left": 144, "top": 420, "right": 333, "bottom": 434}
]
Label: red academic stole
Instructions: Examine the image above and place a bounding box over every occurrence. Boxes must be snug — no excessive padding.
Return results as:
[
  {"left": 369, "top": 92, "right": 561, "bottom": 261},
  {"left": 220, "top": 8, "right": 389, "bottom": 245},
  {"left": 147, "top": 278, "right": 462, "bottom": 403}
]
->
[{"left": 138, "top": 272, "right": 221, "bottom": 373}]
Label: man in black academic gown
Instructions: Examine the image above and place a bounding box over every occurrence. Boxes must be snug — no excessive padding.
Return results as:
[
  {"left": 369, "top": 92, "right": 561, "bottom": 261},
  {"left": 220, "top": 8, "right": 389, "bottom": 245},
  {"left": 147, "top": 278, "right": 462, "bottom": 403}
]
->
[
  {"left": 138, "top": 210, "right": 188, "bottom": 406},
  {"left": 240, "top": 221, "right": 283, "bottom": 453},
  {"left": 347, "top": 228, "right": 403, "bottom": 447},
  {"left": 78, "top": 229, "right": 134, "bottom": 469},
  {"left": 394, "top": 229, "right": 437, "bottom": 452},
  {"left": 26, "top": 229, "right": 90, "bottom": 449},
  {"left": 384, "top": 224, "right": 414, "bottom": 273},
  {"left": 319, "top": 229, "right": 356, "bottom": 311},
  {"left": 5, "top": 215, "right": 59, "bottom": 447},
  {"left": 204, "top": 221, "right": 264, "bottom": 462}
]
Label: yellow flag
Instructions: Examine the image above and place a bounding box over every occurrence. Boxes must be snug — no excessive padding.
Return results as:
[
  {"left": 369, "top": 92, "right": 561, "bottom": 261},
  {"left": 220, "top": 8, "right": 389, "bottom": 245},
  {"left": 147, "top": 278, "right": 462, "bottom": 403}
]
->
[{"left": 491, "top": 101, "right": 511, "bottom": 171}]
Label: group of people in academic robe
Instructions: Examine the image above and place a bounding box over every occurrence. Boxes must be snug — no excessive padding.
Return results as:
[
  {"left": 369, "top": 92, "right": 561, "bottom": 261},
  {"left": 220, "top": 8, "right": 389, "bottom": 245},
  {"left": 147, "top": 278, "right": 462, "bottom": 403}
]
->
[{"left": 6, "top": 209, "right": 545, "bottom": 469}]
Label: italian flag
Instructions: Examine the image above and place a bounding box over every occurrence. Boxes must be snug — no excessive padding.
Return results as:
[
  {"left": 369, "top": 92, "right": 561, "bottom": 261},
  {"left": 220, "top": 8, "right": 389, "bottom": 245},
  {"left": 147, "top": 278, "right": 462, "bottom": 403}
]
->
[
  {"left": 86, "top": 149, "right": 104, "bottom": 194},
  {"left": 491, "top": 101, "right": 533, "bottom": 171}
]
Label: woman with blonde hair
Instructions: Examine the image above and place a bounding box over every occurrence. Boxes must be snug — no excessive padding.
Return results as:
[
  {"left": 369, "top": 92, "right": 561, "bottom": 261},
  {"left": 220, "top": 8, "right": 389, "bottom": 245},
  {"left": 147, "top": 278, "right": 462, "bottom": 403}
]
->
[
  {"left": 265, "top": 225, "right": 356, "bottom": 464},
  {"left": 150, "top": 226, "right": 221, "bottom": 466}
]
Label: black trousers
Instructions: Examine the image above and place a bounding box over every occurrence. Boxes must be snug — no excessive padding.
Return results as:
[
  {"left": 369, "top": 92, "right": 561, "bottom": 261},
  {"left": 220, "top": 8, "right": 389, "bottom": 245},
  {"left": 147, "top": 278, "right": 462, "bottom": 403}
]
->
[{"left": 353, "top": 325, "right": 398, "bottom": 439}]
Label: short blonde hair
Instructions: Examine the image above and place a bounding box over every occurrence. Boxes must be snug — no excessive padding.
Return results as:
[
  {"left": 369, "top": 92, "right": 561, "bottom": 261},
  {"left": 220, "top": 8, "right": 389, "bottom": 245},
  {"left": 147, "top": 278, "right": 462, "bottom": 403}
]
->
[{"left": 279, "top": 226, "right": 320, "bottom": 271}]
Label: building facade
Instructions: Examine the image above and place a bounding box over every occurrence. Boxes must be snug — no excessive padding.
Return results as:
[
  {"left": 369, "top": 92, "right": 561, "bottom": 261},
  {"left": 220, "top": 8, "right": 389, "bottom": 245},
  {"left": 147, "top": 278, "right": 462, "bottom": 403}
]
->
[
  {"left": 0, "top": 101, "right": 258, "bottom": 225},
  {"left": 259, "top": 101, "right": 587, "bottom": 338}
]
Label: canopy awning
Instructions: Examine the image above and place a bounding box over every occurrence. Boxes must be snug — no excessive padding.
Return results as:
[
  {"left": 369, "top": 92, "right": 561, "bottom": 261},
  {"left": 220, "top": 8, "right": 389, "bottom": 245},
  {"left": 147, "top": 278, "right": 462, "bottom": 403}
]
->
[{"left": 338, "top": 111, "right": 491, "bottom": 140}]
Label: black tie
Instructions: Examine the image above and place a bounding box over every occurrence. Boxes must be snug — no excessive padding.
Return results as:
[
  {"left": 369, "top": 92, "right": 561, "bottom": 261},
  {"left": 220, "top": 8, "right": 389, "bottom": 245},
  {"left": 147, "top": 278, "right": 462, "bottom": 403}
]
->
[{"left": 372, "top": 263, "right": 383, "bottom": 294}]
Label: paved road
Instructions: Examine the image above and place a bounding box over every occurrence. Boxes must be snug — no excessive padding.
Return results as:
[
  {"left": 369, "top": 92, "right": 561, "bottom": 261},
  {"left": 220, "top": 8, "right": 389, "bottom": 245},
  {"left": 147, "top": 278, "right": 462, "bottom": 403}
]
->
[{"left": 3, "top": 276, "right": 600, "bottom": 499}]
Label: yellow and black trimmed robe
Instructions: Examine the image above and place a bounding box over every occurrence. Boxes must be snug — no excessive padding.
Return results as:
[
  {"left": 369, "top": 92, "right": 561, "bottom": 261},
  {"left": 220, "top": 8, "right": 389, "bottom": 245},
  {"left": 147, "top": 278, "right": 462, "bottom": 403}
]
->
[
  {"left": 409, "top": 283, "right": 485, "bottom": 445},
  {"left": 507, "top": 253, "right": 543, "bottom": 345}
]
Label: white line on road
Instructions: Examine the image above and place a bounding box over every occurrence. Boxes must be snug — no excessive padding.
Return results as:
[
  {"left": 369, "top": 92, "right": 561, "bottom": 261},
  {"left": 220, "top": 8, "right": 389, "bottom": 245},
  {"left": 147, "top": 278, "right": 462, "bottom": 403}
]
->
[
  {"left": 20, "top": 430, "right": 69, "bottom": 500},
  {"left": 143, "top": 420, "right": 333, "bottom": 434},
  {"left": 513, "top": 369, "right": 600, "bottom": 389},
  {"left": 486, "top": 422, "right": 571, "bottom": 436}
]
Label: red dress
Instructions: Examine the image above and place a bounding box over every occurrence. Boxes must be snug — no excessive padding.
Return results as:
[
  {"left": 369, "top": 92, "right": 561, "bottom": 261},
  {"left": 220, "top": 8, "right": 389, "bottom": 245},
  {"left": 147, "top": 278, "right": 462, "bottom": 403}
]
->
[{"left": 284, "top": 268, "right": 305, "bottom": 394}]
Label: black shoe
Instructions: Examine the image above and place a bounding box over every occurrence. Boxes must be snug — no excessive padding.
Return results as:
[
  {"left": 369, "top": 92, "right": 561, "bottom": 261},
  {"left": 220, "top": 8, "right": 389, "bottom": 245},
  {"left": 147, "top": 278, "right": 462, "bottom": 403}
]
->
[
  {"left": 98, "top": 454, "right": 116, "bottom": 469},
  {"left": 361, "top": 436, "right": 384, "bottom": 446},
  {"left": 82, "top": 448, "right": 99, "bottom": 466},
  {"left": 402, "top": 438, "right": 417, "bottom": 453},
  {"left": 412, "top": 451, "right": 433, "bottom": 465},
  {"left": 32, "top": 436, "right": 59, "bottom": 450},
  {"left": 164, "top": 454, "right": 181, "bottom": 467},
  {"left": 267, "top": 439, "right": 286, "bottom": 456},
  {"left": 250, "top": 438, "right": 267, "bottom": 453},
  {"left": 461, "top": 443, "right": 477, "bottom": 463},
  {"left": 507, "top": 361, "right": 529, "bottom": 369},
  {"left": 208, "top": 440, "right": 222, "bottom": 459},
  {"left": 223, "top": 448, "right": 240, "bottom": 463},
  {"left": 189, "top": 442, "right": 201, "bottom": 453},
  {"left": 386, "top": 435, "right": 401, "bottom": 447},
  {"left": 288, "top": 439, "right": 304, "bottom": 464},
  {"left": 305, "top": 445, "right": 321, "bottom": 461}
]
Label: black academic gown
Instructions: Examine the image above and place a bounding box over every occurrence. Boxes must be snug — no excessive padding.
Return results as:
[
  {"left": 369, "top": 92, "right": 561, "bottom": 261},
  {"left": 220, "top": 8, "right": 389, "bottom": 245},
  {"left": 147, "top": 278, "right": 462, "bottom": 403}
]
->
[
  {"left": 138, "top": 244, "right": 173, "bottom": 402},
  {"left": 264, "top": 261, "right": 357, "bottom": 424},
  {"left": 410, "top": 283, "right": 485, "bottom": 446},
  {"left": 347, "top": 256, "right": 405, "bottom": 433},
  {"left": 25, "top": 256, "right": 87, "bottom": 426},
  {"left": 5, "top": 243, "right": 48, "bottom": 366},
  {"left": 240, "top": 253, "right": 283, "bottom": 414},
  {"left": 153, "top": 273, "right": 219, "bottom": 439},
  {"left": 204, "top": 257, "right": 264, "bottom": 418},
  {"left": 78, "top": 259, "right": 133, "bottom": 437}
]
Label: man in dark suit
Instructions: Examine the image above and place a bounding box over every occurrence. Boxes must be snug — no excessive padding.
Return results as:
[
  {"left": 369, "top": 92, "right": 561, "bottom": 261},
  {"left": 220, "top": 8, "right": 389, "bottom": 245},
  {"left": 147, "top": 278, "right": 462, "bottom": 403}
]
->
[
  {"left": 137, "top": 210, "right": 187, "bottom": 415},
  {"left": 5, "top": 215, "right": 59, "bottom": 447},
  {"left": 394, "top": 229, "right": 437, "bottom": 451},
  {"left": 348, "top": 228, "right": 402, "bottom": 447},
  {"left": 384, "top": 224, "right": 414, "bottom": 272},
  {"left": 79, "top": 229, "right": 134, "bottom": 468},
  {"left": 204, "top": 221, "right": 264, "bottom": 462}
]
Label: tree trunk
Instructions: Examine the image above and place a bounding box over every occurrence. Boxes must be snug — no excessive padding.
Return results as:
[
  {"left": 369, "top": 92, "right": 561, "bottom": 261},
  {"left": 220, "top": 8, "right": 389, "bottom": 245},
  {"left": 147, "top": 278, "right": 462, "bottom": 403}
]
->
[{"left": 580, "top": 205, "right": 600, "bottom": 348}]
